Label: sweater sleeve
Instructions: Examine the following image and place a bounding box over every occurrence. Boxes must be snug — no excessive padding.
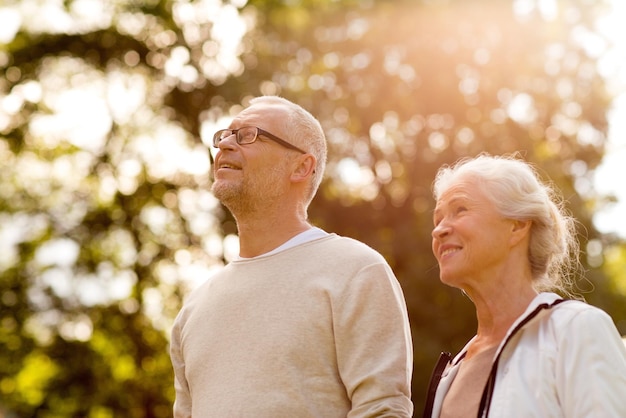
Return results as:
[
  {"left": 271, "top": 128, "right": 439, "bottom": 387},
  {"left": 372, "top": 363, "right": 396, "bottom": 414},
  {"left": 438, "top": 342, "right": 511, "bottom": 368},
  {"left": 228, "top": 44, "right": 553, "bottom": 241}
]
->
[
  {"left": 170, "top": 312, "right": 192, "bottom": 418},
  {"left": 556, "top": 306, "right": 626, "bottom": 417},
  {"left": 333, "top": 260, "right": 414, "bottom": 418}
]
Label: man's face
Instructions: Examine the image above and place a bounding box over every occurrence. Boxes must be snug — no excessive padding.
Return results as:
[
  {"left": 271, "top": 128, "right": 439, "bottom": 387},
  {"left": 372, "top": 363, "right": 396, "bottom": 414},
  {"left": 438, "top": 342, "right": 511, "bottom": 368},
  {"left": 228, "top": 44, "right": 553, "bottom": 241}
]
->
[{"left": 211, "top": 104, "right": 295, "bottom": 214}]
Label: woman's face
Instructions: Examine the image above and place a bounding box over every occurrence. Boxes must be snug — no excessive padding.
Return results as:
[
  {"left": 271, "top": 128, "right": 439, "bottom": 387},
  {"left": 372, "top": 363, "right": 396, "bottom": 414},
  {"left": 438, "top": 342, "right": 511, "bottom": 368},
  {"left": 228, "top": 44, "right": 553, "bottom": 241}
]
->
[{"left": 432, "top": 176, "right": 516, "bottom": 289}]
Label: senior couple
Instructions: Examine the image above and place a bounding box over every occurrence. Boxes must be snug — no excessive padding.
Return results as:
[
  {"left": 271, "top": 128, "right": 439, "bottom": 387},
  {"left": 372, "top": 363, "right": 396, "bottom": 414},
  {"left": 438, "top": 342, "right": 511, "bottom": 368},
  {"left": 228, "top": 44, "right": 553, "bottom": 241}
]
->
[{"left": 169, "top": 96, "right": 626, "bottom": 417}]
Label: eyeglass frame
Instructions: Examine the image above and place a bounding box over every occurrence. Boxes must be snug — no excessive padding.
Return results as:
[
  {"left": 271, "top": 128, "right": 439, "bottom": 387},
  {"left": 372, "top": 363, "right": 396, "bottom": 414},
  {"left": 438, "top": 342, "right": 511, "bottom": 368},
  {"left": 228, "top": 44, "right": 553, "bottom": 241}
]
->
[{"left": 212, "top": 126, "right": 307, "bottom": 154}]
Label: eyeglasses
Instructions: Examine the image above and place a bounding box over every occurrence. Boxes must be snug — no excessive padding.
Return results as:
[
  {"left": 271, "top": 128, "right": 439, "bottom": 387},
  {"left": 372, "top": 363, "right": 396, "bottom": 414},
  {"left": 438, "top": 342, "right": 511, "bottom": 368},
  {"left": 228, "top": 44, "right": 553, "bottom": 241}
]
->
[{"left": 213, "top": 126, "right": 306, "bottom": 154}]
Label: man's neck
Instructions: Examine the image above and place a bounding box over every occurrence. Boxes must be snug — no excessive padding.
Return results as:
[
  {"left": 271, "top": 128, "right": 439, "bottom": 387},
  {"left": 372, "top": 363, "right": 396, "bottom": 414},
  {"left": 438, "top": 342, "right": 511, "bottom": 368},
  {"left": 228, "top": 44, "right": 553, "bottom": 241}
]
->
[{"left": 235, "top": 215, "right": 312, "bottom": 258}]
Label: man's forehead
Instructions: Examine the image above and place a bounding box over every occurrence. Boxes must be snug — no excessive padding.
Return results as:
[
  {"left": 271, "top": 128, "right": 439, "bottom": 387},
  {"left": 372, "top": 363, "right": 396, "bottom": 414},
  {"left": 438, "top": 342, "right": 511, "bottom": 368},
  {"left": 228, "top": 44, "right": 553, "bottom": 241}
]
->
[
  {"left": 234, "top": 103, "right": 286, "bottom": 123},
  {"left": 244, "top": 102, "right": 288, "bottom": 114}
]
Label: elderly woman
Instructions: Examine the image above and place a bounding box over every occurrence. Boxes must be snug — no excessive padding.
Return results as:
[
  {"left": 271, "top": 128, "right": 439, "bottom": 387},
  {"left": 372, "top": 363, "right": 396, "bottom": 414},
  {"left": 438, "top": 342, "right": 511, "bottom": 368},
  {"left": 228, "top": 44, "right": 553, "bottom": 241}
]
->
[{"left": 423, "top": 154, "right": 626, "bottom": 417}]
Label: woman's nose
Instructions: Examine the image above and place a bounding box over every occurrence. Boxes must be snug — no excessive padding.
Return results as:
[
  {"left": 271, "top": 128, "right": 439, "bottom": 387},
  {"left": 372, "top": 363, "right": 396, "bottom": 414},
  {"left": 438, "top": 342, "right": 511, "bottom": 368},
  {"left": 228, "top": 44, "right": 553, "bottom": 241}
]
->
[{"left": 432, "top": 221, "right": 450, "bottom": 239}]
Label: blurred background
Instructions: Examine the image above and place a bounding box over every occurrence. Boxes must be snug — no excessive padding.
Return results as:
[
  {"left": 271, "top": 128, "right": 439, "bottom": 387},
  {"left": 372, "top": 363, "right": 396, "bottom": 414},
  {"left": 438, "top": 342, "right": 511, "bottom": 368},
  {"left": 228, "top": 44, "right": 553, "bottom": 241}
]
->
[{"left": 1, "top": 0, "right": 625, "bottom": 416}]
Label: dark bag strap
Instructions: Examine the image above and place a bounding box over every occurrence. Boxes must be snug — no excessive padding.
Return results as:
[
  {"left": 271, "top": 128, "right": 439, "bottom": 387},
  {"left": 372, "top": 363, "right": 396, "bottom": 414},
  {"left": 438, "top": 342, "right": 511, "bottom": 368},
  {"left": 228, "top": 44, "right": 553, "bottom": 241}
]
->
[
  {"left": 422, "top": 351, "right": 452, "bottom": 418},
  {"left": 477, "top": 298, "right": 569, "bottom": 417}
]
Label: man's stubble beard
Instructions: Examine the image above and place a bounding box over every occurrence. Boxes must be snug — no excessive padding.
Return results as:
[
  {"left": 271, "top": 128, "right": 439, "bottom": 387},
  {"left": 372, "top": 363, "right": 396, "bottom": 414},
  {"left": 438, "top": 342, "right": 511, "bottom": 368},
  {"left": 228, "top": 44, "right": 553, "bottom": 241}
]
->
[{"left": 211, "top": 163, "right": 288, "bottom": 216}]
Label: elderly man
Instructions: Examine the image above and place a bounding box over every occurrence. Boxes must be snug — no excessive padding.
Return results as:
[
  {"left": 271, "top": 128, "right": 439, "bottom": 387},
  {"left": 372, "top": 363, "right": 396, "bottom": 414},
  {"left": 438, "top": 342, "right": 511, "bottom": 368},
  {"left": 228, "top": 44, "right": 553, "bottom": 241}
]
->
[{"left": 170, "top": 96, "right": 413, "bottom": 417}]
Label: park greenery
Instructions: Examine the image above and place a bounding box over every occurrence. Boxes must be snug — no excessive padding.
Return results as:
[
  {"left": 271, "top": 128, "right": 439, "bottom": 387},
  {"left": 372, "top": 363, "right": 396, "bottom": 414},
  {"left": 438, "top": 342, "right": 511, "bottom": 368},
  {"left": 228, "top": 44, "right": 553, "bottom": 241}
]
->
[{"left": 1, "top": 0, "right": 625, "bottom": 416}]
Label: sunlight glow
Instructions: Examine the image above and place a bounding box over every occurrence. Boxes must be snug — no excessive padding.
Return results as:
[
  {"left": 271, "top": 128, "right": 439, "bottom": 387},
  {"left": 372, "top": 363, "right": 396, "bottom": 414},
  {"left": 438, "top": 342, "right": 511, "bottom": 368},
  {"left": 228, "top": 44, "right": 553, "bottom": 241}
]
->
[
  {"left": 0, "top": 213, "right": 48, "bottom": 273},
  {"left": 0, "top": 7, "right": 21, "bottom": 43},
  {"left": 18, "top": 0, "right": 113, "bottom": 34},
  {"left": 513, "top": 0, "right": 557, "bottom": 21},
  {"left": 35, "top": 238, "right": 80, "bottom": 267},
  {"left": 59, "top": 315, "right": 93, "bottom": 342},
  {"left": 335, "top": 157, "right": 379, "bottom": 201},
  {"left": 591, "top": 0, "right": 626, "bottom": 238},
  {"left": 107, "top": 71, "right": 148, "bottom": 124},
  {"left": 172, "top": 0, "right": 249, "bottom": 84},
  {"left": 223, "top": 234, "right": 241, "bottom": 262},
  {"left": 28, "top": 57, "right": 112, "bottom": 152},
  {"left": 506, "top": 93, "right": 538, "bottom": 125},
  {"left": 132, "top": 125, "right": 211, "bottom": 180}
]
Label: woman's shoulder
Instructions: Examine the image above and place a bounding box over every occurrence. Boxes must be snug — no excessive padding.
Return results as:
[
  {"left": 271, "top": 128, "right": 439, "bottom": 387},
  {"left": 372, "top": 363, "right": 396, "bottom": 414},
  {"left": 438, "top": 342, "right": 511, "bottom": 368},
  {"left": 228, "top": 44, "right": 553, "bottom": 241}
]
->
[
  {"left": 549, "top": 298, "right": 616, "bottom": 330},
  {"left": 531, "top": 293, "right": 605, "bottom": 317}
]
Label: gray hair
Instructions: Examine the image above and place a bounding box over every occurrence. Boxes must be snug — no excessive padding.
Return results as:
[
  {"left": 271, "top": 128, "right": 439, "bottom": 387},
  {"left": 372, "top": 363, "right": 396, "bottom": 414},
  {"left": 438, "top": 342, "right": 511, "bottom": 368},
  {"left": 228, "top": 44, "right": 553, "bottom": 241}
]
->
[
  {"left": 249, "top": 96, "right": 327, "bottom": 207},
  {"left": 433, "top": 154, "right": 581, "bottom": 296}
]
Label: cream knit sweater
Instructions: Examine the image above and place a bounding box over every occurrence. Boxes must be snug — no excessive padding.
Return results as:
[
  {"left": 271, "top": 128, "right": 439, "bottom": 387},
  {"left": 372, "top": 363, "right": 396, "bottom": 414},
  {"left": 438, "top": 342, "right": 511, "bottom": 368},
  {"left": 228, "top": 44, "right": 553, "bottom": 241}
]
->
[{"left": 170, "top": 233, "right": 413, "bottom": 417}]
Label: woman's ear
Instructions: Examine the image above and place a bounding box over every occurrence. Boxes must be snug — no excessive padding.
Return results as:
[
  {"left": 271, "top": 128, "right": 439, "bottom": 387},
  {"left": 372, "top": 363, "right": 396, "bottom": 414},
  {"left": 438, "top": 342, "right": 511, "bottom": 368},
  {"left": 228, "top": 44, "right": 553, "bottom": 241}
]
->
[
  {"left": 510, "top": 219, "right": 532, "bottom": 246},
  {"left": 291, "top": 154, "right": 317, "bottom": 183}
]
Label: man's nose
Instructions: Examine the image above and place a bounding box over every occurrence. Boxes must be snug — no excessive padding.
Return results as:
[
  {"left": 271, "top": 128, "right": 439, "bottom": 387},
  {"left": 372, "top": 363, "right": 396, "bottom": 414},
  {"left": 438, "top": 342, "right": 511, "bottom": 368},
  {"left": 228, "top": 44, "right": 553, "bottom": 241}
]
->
[{"left": 217, "top": 132, "right": 237, "bottom": 150}]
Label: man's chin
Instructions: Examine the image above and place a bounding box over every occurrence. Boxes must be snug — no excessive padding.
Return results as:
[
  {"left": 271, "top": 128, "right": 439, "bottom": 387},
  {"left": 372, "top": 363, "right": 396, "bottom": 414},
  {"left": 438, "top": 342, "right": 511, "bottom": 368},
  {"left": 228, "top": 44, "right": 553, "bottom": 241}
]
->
[
  {"left": 212, "top": 182, "right": 243, "bottom": 206},
  {"left": 211, "top": 183, "right": 233, "bottom": 200}
]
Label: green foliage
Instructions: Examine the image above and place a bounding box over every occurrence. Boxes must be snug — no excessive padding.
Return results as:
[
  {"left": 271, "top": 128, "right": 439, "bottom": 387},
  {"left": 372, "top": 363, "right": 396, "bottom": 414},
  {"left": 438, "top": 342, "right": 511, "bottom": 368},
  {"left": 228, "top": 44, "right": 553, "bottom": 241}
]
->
[{"left": 1, "top": 0, "right": 625, "bottom": 416}]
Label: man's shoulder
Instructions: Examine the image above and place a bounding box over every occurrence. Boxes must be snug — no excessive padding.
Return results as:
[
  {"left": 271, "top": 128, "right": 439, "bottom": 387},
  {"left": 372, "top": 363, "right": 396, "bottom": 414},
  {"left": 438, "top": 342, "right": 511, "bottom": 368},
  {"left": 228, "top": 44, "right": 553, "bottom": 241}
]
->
[{"left": 310, "top": 233, "right": 384, "bottom": 258}]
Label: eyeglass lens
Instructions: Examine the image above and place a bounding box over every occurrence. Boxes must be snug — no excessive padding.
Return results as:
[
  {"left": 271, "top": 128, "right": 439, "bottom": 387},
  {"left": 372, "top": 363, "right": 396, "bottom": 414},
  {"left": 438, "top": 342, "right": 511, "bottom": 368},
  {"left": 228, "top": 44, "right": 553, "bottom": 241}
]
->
[{"left": 214, "top": 127, "right": 257, "bottom": 146}]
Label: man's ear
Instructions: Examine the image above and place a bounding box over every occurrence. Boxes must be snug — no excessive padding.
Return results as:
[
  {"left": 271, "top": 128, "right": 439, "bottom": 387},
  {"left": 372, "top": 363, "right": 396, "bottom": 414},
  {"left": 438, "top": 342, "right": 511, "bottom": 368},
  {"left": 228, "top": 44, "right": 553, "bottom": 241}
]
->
[
  {"left": 510, "top": 219, "right": 532, "bottom": 246},
  {"left": 291, "top": 154, "right": 317, "bottom": 183}
]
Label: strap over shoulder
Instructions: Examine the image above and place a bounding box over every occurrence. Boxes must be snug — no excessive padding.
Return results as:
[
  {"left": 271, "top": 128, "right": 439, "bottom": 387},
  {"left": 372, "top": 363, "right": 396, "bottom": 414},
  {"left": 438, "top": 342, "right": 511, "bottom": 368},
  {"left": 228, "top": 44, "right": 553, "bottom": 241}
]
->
[{"left": 477, "top": 298, "right": 569, "bottom": 417}]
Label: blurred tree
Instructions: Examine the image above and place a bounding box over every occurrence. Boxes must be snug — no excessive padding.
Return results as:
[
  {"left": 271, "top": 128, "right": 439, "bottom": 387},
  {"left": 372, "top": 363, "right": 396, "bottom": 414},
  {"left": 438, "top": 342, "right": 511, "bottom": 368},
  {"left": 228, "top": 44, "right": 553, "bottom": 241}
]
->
[{"left": 1, "top": 0, "right": 624, "bottom": 416}]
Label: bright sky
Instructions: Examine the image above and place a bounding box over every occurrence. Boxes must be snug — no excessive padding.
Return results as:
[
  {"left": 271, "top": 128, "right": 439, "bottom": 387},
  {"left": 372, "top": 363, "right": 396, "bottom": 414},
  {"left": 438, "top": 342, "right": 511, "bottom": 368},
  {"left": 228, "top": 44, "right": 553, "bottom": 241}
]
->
[{"left": 591, "top": 0, "right": 626, "bottom": 238}]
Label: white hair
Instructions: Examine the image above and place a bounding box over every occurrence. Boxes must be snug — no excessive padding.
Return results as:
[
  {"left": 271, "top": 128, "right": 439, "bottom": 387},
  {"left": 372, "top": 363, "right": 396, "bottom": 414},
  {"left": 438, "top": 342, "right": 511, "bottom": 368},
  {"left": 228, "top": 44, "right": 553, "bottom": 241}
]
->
[{"left": 433, "top": 153, "right": 582, "bottom": 296}]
